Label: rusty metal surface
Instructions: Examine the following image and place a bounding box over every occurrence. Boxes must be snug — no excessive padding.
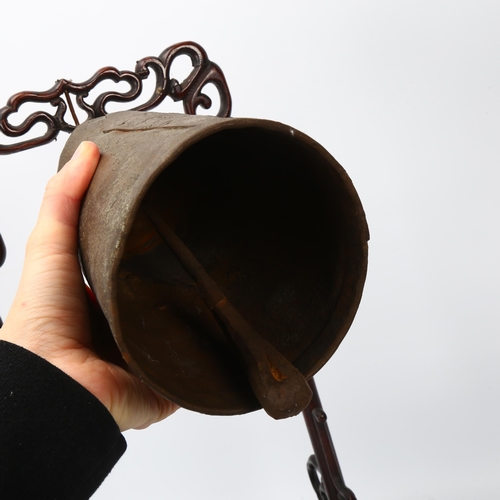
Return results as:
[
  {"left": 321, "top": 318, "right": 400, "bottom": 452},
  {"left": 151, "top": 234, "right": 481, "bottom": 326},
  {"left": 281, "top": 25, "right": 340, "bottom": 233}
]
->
[
  {"left": 143, "top": 202, "right": 313, "bottom": 419},
  {"left": 58, "top": 110, "right": 369, "bottom": 416},
  {"left": 0, "top": 41, "right": 231, "bottom": 155}
]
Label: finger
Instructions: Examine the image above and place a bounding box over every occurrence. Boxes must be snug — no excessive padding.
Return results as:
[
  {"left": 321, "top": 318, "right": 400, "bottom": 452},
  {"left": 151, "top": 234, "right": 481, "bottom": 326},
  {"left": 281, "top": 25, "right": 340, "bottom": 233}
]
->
[{"left": 105, "top": 367, "right": 180, "bottom": 431}]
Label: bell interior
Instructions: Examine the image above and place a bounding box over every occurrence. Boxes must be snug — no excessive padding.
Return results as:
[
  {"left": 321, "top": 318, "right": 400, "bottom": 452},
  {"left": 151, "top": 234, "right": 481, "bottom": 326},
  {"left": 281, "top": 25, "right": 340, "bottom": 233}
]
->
[{"left": 115, "top": 126, "right": 366, "bottom": 415}]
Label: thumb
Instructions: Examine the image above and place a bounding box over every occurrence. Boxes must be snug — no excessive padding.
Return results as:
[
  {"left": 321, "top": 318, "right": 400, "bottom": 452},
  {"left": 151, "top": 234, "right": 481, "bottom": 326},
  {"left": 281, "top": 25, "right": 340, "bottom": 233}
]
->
[
  {"left": 28, "top": 141, "right": 100, "bottom": 259},
  {"left": 1, "top": 141, "right": 100, "bottom": 349}
]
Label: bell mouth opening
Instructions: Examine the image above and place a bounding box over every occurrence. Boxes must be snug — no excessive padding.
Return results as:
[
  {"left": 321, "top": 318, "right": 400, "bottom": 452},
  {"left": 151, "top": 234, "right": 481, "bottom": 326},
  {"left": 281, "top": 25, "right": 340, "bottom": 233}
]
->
[{"left": 115, "top": 124, "right": 368, "bottom": 415}]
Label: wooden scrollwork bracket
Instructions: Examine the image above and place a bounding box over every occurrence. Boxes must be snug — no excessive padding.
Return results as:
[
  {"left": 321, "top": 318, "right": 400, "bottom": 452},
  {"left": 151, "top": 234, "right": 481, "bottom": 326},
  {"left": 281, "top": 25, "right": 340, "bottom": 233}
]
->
[{"left": 0, "top": 41, "right": 231, "bottom": 155}]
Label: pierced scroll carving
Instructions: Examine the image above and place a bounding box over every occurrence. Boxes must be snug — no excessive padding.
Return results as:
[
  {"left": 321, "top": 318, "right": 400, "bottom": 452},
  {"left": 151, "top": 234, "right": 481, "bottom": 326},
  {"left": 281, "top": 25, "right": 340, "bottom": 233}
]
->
[{"left": 0, "top": 41, "right": 232, "bottom": 155}]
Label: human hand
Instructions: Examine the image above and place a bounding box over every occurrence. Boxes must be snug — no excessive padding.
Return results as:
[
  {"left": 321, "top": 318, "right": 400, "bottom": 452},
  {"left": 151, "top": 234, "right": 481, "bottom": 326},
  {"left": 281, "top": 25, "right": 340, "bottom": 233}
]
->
[{"left": 0, "top": 141, "right": 178, "bottom": 431}]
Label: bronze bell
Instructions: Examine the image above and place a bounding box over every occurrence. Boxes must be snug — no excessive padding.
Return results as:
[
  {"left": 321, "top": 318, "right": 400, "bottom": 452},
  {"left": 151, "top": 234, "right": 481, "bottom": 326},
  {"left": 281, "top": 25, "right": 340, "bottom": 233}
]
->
[{"left": 58, "top": 110, "right": 369, "bottom": 419}]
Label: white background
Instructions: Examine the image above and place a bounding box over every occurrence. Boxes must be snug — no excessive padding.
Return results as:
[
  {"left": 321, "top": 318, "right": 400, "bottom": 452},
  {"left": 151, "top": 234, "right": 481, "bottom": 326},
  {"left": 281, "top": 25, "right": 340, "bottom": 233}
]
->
[{"left": 0, "top": 1, "right": 499, "bottom": 498}]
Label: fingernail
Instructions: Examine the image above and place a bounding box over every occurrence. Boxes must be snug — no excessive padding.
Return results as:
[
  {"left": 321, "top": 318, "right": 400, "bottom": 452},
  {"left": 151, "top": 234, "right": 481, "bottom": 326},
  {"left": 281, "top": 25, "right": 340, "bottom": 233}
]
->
[{"left": 71, "top": 141, "right": 87, "bottom": 160}]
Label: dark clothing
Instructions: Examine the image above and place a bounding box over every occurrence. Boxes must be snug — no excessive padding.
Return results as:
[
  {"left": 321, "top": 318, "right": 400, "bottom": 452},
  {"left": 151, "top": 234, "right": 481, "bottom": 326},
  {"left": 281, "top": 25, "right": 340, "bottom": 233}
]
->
[{"left": 0, "top": 340, "right": 126, "bottom": 499}]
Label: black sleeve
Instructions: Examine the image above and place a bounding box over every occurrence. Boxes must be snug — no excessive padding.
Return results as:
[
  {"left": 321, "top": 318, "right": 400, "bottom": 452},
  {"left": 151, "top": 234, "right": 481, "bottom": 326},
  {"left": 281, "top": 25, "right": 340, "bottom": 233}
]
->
[{"left": 0, "top": 340, "right": 127, "bottom": 500}]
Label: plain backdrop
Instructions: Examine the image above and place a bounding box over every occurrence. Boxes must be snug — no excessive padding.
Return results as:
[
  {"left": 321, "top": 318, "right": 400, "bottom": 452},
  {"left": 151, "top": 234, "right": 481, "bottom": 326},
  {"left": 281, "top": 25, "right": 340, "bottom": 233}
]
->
[{"left": 0, "top": 1, "right": 499, "bottom": 498}]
